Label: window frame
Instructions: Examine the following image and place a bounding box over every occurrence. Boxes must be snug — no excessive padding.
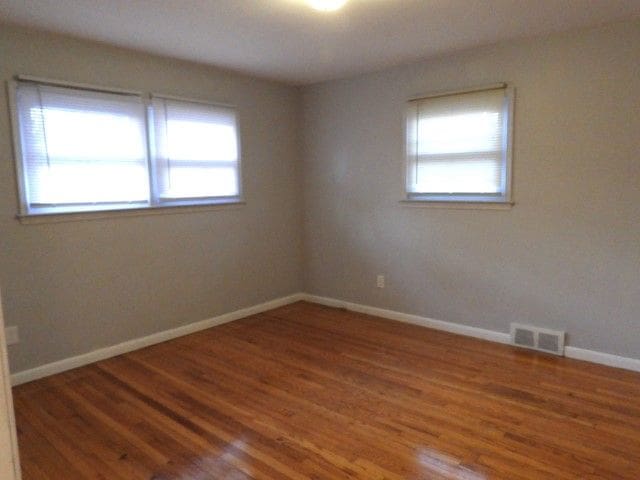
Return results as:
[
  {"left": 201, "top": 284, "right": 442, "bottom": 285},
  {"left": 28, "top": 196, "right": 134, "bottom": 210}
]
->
[
  {"left": 146, "top": 93, "right": 243, "bottom": 209},
  {"left": 403, "top": 83, "right": 515, "bottom": 206},
  {"left": 7, "top": 76, "right": 244, "bottom": 220}
]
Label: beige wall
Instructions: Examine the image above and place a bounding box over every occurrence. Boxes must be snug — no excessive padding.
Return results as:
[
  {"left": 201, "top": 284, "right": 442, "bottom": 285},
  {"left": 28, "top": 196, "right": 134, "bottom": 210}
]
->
[
  {"left": 0, "top": 25, "right": 304, "bottom": 372},
  {"left": 1, "top": 20, "right": 639, "bottom": 374},
  {"left": 301, "top": 21, "right": 640, "bottom": 358}
]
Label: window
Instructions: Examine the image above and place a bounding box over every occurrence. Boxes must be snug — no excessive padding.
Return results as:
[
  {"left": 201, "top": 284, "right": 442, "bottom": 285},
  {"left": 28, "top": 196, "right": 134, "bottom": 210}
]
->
[
  {"left": 149, "top": 97, "right": 240, "bottom": 203},
  {"left": 405, "top": 84, "right": 513, "bottom": 203},
  {"left": 11, "top": 78, "right": 241, "bottom": 216},
  {"left": 14, "top": 82, "right": 150, "bottom": 212}
]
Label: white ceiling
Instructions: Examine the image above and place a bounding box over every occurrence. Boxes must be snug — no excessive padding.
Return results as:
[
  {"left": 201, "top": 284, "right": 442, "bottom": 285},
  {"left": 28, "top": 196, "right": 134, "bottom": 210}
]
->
[{"left": 1, "top": 0, "right": 639, "bottom": 85}]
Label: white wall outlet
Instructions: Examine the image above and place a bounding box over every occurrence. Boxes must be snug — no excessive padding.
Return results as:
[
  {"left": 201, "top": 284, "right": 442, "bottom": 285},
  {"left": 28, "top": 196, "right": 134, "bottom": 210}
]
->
[
  {"left": 5, "top": 326, "right": 19, "bottom": 346},
  {"left": 376, "top": 274, "right": 385, "bottom": 288}
]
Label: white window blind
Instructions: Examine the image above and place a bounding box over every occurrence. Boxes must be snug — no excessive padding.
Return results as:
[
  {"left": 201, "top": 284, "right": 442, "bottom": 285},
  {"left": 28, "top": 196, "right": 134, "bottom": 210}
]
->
[
  {"left": 150, "top": 97, "right": 240, "bottom": 202},
  {"left": 12, "top": 79, "right": 243, "bottom": 217},
  {"left": 15, "top": 82, "right": 149, "bottom": 213},
  {"left": 406, "top": 85, "right": 512, "bottom": 202}
]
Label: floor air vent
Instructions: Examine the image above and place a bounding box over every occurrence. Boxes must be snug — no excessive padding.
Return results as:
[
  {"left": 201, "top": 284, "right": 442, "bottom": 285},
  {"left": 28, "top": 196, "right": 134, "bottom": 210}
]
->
[{"left": 510, "top": 323, "right": 565, "bottom": 356}]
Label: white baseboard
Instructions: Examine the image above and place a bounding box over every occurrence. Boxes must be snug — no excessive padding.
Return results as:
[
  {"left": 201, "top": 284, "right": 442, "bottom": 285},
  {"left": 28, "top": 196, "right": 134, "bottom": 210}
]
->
[
  {"left": 11, "top": 293, "right": 305, "bottom": 386},
  {"left": 300, "top": 294, "right": 640, "bottom": 373},
  {"left": 302, "top": 294, "right": 511, "bottom": 345},
  {"left": 564, "top": 346, "right": 640, "bottom": 372},
  {"left": 11, "top": 291, "right": 640, "bottom": 385}
]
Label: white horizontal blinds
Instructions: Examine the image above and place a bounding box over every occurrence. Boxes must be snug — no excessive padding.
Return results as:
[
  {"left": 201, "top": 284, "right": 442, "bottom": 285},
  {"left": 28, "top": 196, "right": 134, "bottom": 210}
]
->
[
  {"left": 151, "top": 97, "right": 239, "bottom": 200},
  {"left": 15, "top": 82, "right": 149, "bottom": 211},
  {"left": 407, "top": 87, "right": 507, "bottom": 197}
]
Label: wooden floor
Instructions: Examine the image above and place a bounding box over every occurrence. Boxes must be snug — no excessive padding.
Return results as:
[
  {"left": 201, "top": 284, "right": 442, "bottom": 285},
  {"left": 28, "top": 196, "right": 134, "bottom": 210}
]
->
[{"left": 13, "top": 301, "right": 640, "bottom": 479}]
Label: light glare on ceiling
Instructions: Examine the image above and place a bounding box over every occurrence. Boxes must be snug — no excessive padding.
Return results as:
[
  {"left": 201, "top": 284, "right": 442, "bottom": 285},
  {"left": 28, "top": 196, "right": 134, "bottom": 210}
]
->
[{"left": 308, "top": 0, "right": 348, "bottom": 12}]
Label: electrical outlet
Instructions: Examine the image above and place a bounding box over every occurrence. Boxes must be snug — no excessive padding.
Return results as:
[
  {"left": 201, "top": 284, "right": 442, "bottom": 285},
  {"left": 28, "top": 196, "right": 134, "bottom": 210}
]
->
[
  {"left": 376, "top": 274, "right": 385, "bottom": 288},
  {"left": 5, "top": 326, "right": 19, "bottom": 346}
]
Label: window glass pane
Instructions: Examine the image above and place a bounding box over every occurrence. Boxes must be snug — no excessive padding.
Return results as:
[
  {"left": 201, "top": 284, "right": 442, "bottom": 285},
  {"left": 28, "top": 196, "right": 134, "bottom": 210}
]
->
[
  {"left": 417, "top": 112, "right": 501, "bottom": 155},
  {"left": 40, "top": 108, "right": 146, "bottom": 162},
  {"left": 163, "top": 166, "right": 238, "bottom": 198},
  {"left": 30, "top": 163, "right": 149, "bottom": 205},
  {"left": 416, "top": 156, "right": 502, "bottom": 194},
  {"left": 166, "top": 120, "right": 237, "bottom": 162}
]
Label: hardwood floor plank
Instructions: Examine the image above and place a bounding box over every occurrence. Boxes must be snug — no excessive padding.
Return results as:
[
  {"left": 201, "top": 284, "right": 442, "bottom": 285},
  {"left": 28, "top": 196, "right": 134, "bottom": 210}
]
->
[{"left": 13, "top": 301, "right": 640, "bottom": 479}]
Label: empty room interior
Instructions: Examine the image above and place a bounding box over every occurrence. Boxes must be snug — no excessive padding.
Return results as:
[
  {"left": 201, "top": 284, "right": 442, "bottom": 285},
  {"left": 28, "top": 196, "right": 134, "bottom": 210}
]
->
[{"left": 0, "top": 1, "right": 639, "bottom": 478}]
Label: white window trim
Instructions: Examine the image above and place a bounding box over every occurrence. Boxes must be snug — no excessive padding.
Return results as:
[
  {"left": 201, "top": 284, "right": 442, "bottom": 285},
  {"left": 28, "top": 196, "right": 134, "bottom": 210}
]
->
[
  {"left": 399, "top": 200, "right": 513, "bottom": 210},
  {"left": 15, "top": 200, "right": 246, "bottom": 225},
  {"left": 8, "top": 79, "right": 29, "bottom": 216},
  {"left": 7, "top": 76, "right": 244, "bottom": 222},
  {"left": 402, "top": 83, "right": 515, "bottom": 208}
]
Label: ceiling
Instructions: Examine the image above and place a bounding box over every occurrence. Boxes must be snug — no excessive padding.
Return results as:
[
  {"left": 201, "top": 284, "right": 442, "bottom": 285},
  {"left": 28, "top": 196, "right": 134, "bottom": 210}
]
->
[{"left": 0, "top": 0, "right": 639, "bottom": 85}]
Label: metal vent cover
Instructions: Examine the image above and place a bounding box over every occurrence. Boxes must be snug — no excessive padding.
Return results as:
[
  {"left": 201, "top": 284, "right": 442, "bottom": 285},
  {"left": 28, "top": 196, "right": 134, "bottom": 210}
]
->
[
  {"left": 513, "top": 327, "right": 535, "bottom": 348},
  {"left": 510, "top": 323, "right": 565, "bottom": 356},
  {"left": 538, "top": 332, "right": 560, "bottom": 353}
]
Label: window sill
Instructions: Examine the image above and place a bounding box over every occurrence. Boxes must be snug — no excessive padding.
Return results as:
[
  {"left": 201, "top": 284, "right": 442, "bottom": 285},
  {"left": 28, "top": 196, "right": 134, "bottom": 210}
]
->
[
  {"left": 16, "top": 200, "right": 246, "bottom": 225},
  {"left": 400, "top": 200, "right": 514, "bottom": 210}
]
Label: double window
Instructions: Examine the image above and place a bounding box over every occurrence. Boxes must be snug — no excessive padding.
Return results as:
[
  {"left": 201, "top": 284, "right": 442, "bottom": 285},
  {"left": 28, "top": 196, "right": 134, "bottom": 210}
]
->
[
  {"left": 11, "top": 78, "right": 241, "bottom": 216},
  {"left": 406, "top": 84, "right": 513, "bottom": 203}
]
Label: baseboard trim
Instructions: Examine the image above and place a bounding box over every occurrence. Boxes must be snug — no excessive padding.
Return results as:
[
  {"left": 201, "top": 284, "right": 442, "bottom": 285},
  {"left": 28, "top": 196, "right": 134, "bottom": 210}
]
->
[
  {"left": 300, "top": 294, "right": 640, "bottom": 373},
  {"left": 302, "top": 294, "right": 511, "bottom": 345},
  {"left": 564, "top": 346, "right": 640, "bottom": 372},
  {"left": 11, "top": 292, "right": 640, "bottom": 385},
  {"left": 11, "top": 293, "right": 305, "bottom": 386}
]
